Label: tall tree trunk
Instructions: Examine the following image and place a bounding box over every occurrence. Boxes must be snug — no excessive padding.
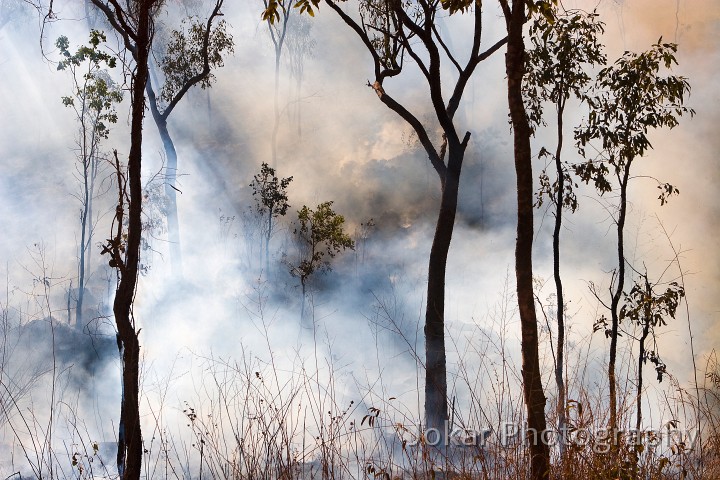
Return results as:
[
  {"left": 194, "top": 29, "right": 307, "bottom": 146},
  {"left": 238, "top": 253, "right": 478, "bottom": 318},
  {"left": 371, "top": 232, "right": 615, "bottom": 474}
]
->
[
  {"left": 424, "top": 147, "right": 462, "bottom": 435},
  {"left": 553, "top": 104, "right": 567, "bottom": 455},
  {"left": 110, "top": 1, "right": 154, "bottom": 477},
  {"left": 504, "top": 1, "right": 550, "bottom": 478}
]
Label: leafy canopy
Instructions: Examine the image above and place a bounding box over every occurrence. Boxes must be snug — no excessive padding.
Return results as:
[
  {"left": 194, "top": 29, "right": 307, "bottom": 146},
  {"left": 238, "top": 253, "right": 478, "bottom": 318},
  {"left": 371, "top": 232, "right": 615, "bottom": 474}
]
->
[
  {"left": 575, "top": 39, "right": 694, "bottom": 193},
  {"left": 290, "top": 201, "right": 354, "bottom": 284},
  {"left": 160, "top": 16, "right": 234, "bottom": 105}
]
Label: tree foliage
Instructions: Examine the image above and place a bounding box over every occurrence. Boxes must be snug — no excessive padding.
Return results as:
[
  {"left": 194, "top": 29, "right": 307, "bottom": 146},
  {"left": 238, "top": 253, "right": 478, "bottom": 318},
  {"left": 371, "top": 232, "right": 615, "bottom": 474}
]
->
[
  {"left": 524, "top": 9, "right": 605, "bottom": 132},
  {"left": 56, "top": 30, "right": 123, "bottom": 139},
  {"left": 251, "top": 162, "right": 293, "bottom": 219},
  {"left": 290, "top": 201, "right": 354, "bottom": 286},
  {"left": 575, "top": 40, "right": 694, "bottom": 180},
  {"left": 159, "top": 15, "right": 234, "bottom": 105}
]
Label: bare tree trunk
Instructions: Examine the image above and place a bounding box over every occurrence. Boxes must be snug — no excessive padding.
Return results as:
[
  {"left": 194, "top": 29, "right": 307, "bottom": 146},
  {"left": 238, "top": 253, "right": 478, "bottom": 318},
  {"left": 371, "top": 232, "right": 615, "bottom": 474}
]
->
[
  {"left": 553, "top": 104, "right": 567, "bottom": 455},
  {"left": 424, "top": 149, "right": 462, "bottom": 434},
  {"left": 636, "top": 275, "right": 651, "bottom": 432},
  {"left": 503, "top": 1, "right": 550, "bottom": 478},
  {"left": 155, "top": 117, "right": 183, "bottom": 276},
  {"left": 107, "top": 1, "right": 154, "bottom": 477}
]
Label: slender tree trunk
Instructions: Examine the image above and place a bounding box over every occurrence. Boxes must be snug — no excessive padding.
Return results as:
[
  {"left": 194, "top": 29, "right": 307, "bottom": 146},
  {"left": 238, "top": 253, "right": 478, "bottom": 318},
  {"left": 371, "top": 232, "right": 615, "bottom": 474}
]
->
[
  {"left": 77, "top": 158, "right": 89, "bottom": 330},
  {"left": 504, "top": 2, "right": 550, "bottom": 478},
  {"left": 553, "top": 104, "right": 567, "bottom": 454},
  {"left": 636, "top": 280, "right": 650, "bottom": 431},
  {"left": 424, "top": 146, "right": 462, "bottom": 435},
  {"left": 112, "top": 2, "right": 154, "bottom": 477},
  {"left": 609, "top": 161, "right": 631, "bottom": 435}
]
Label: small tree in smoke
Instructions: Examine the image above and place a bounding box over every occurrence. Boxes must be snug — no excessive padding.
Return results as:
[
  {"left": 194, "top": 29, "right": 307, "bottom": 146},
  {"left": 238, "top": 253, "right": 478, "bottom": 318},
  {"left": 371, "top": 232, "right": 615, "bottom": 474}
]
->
[
  {"left": 288, "top": 201, "right": 354, "bottom": 319},
  {"left": 620, "top": 270, "right": 684, "bottom": 432},
  {"left": 56, "top": 30, "right": 123, "bottom": 331},
  {"left": 250, "top": 162, "right": 293, "bottom": 276},
  {"left": 574, "top": 39, "right": 694, "bottom": 438}
]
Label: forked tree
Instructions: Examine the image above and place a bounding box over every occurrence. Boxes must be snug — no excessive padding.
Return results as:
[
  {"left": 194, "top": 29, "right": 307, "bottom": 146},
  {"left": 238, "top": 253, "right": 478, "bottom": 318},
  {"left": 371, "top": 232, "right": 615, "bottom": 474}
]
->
[
  {"left": 262, "top": 0, "right": 292, "bottom": 166},
  {"left": 265, "top": 0, "right": 507, "bottom": 435},
  {"left": 85, "top": 0, "right": 232, "bottom": 277}
]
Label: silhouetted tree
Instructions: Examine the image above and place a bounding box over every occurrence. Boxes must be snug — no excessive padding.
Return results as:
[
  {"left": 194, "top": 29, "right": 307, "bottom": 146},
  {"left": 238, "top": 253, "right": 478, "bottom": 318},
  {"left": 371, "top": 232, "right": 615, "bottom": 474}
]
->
[
  {"left": 265, "top": 0, "right": 507, "bottom": 434},
  {"left": 621, "top": 271, "right": 684, "bottom": 432}
]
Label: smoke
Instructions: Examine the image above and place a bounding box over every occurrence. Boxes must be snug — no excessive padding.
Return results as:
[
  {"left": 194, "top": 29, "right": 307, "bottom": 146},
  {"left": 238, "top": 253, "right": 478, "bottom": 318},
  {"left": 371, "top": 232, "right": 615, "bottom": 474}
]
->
[{"left": 0, "top": 0, "right": 717, "bottom": 472}]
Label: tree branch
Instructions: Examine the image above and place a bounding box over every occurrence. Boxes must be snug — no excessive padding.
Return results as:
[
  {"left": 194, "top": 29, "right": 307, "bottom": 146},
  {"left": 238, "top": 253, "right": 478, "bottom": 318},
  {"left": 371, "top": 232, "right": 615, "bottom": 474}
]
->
[{"left": 160, "top": 0, "right": 225, "bottom": 119}]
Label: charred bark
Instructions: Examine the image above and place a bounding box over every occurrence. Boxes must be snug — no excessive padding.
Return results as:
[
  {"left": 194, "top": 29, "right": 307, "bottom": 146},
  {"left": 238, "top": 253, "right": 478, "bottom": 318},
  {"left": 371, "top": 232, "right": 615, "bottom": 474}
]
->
[{"left": 90, "top": 0, "right": 156, "bottom": 478}]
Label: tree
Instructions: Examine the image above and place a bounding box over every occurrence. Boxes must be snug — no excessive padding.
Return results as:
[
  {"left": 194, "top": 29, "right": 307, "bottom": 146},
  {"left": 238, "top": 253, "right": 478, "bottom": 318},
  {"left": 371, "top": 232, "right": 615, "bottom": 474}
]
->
[
  {"left": 575, "top": 39, "right": 693, "bottom": 437},
  {"left": 145, "top": 1, "right": 233, "bottom": 275},
  {"left": 265, "top": 0, "right": 507, "bottom": 435},
  {"left": 88, "top": 1, "right": 160, "bottom": 478},
  {"left": 499, "top": 1, "right": 552, "bottom": 477},
  {"left": 620, "top": 271, "right": 684, "bottom": 432},
  {"left": 524, "top": 7, "right": 605, "bottom": 456},
  {"left": 250, "top": 162, "right": 293, "bottom": 276},
  {"left": 56, "top": 30, "right": 123, "bottom": 331},
  {"left": 289, "top": 201, "right": 354, "bottom": 319}
]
